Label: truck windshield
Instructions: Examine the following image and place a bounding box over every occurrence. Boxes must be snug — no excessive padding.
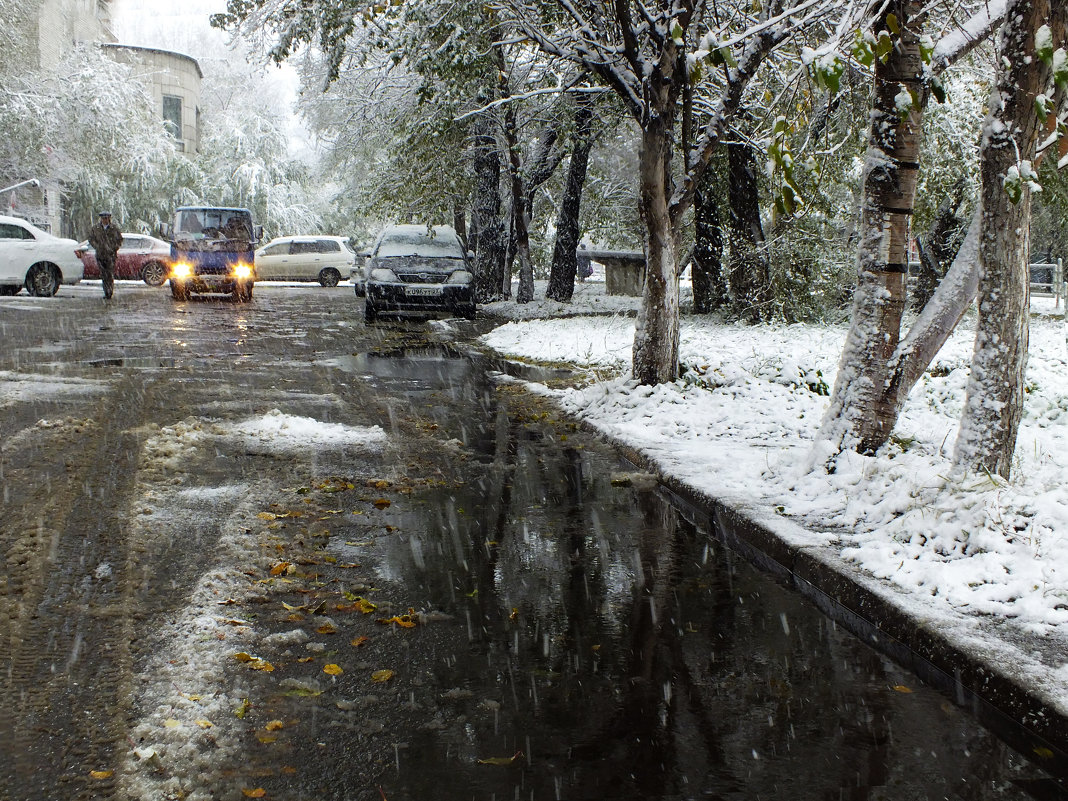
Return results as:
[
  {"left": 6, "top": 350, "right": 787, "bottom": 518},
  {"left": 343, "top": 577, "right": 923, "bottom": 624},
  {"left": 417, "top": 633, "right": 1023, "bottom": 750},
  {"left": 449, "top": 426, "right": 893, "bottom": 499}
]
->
[{"left": 175, "top": 209, "right": 252, "bottom": 242}]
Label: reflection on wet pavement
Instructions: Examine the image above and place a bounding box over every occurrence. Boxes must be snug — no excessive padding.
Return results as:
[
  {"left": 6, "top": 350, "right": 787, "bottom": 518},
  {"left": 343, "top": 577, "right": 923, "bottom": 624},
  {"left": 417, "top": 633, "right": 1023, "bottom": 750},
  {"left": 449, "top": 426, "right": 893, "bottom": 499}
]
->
[{"left": 287, "top": 343, "right": 1061, "bottom": 801}]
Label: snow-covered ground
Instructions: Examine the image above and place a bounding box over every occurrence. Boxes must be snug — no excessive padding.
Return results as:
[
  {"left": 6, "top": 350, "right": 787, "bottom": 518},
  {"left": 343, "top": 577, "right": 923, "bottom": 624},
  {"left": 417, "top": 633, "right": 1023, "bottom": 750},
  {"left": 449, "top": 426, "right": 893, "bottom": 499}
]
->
[{"left": 481, "top": 281, "right": 1068, "bottom": 710}]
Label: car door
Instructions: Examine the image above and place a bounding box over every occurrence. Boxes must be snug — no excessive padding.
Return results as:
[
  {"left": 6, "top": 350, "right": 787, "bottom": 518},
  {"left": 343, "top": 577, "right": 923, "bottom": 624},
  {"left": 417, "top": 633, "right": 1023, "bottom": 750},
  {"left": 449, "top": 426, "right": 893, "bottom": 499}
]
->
[
  {"left": 289, "top": 240, "right": 321, "bottom": 279},
  {"left": 255, "top": 241, "right": 291, "bottom": 280},
  {"left": 116, "top": 236, "right": 144, "bottom": 279},
  {"left": 317, "top": 239, "right": 352, "bottom": 273},
  {"left": 0, "top": 222, "right": 35, "bottom": 282}
]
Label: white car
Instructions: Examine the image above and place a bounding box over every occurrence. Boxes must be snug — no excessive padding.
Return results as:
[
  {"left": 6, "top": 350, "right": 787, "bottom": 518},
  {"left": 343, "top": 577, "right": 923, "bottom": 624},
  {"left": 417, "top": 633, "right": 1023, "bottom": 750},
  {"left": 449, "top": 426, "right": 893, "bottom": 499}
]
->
[
  {"left": 254, "top": 235, "right": 356, "bottom": 287},
  {"left": 0, "top": 215, "right": 83, "bottom": 296}
]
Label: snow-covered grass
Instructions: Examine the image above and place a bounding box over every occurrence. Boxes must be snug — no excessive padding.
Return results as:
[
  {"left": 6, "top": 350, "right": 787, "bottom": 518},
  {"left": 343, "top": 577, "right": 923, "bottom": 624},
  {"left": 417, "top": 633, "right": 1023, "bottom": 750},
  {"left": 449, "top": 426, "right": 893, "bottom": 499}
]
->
[{"left": 481, "top": 285, "right": 1068, "bottom": 648}]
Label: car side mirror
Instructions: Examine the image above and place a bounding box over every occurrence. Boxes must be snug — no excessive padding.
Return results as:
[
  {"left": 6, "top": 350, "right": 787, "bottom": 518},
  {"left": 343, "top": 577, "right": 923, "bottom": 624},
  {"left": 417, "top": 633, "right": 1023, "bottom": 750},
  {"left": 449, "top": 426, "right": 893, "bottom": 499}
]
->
[
  {"left": 467, "top": 250, "right": 475, "bottom": 259},
  {"left": 253, "top": 225, "right": 264, "bottom": 241}
]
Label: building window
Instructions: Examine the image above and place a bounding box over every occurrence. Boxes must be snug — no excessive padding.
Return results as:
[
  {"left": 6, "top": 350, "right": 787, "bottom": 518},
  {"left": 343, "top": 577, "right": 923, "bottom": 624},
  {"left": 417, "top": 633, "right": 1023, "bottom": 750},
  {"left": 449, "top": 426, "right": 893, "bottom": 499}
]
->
[{"left": 163, "top": 94, "right": 184, "bottom": 151}]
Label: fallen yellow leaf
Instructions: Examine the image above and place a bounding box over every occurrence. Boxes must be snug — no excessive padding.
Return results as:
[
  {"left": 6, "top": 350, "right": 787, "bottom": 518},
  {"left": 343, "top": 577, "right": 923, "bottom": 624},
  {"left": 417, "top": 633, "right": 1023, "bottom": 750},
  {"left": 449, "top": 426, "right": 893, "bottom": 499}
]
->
[
  {"left": 265, "top": 720, "right": 284, "bottom": 731},
  {"left": 235, "top": 698, "right": 250, "bottom": 718},
  {"left": 477, "top": 750, "right": 523, "bottom": 766},
  {"left": 354, "top": 597, "right": 377, "bottom": 614},
  {"left": 163, "top": 719, "right": 181, "bottom": 728},
  {"left": 373, "top": 498, "right": 391, "bottom": 509},
  {"left": 89, "top": 770, "right": 113, "bottom": 779},
  {"left": 371, "top": 669, "right": 394, "bottom": 683},
  {"left": 891, "top": 685, "right": 913, "bottom": 694},
  {"left": 194, "top": 719, "right": 213, "bottom": 729},
  {"left": 242, "top": 789, "right": 267, "bottom": 798},
  {"left": 317, "top": 623, "right": 337, "bottom": 635},
  {"left": 377, "top": 614, "right": 416, "bottom": 629},
  {"left": 257, "top": 512, "right": 277, "bottom": 520},
  {"left": 351, "top": 636, "right": 370, "bottom": 648},
  {"left": 324, "top": 664, "right": 344, "bottom": 676}
]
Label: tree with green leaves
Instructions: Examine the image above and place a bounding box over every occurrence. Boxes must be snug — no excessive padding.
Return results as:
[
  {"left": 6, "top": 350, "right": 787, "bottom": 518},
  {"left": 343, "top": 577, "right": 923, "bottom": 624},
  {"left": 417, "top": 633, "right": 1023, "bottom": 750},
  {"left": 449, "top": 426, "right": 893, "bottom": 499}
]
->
[
  {"left": 814, "top": 0, "right": 1009, "bottom": 461},
  {"left": 954, "top": 1, "right": 1067, "bottom": 478}
]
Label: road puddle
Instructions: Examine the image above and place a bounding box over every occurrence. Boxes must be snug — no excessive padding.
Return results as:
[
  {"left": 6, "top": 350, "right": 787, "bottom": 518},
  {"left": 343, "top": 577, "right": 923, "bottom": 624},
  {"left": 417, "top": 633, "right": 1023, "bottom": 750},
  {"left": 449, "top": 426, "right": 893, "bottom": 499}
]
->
[{"left": 298, "top": 344, "right": 1064, "bottom": 799}]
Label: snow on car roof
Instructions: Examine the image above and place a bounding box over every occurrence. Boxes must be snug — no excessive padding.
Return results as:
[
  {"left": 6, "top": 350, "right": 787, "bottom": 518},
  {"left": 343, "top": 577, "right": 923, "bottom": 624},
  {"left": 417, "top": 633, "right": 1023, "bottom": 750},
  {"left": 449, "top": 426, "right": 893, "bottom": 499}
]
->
[{"left": 375, "top": 225, "right": 463, "bottom": 258}]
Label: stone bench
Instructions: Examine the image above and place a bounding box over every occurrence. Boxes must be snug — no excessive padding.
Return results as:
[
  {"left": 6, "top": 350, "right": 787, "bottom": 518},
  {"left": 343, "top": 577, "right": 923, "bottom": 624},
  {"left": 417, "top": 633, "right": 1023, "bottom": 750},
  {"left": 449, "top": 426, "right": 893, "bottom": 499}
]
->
[{"left": 581, "top": 249, "right": 645, "bottom": 296}]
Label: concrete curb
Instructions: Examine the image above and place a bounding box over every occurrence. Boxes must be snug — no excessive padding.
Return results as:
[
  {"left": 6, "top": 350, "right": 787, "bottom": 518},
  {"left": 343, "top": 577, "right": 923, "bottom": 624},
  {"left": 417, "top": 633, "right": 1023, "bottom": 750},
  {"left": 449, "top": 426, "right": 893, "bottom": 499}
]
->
[{"left": 607, "top": 439, "right": 1068, "bottom": 777}]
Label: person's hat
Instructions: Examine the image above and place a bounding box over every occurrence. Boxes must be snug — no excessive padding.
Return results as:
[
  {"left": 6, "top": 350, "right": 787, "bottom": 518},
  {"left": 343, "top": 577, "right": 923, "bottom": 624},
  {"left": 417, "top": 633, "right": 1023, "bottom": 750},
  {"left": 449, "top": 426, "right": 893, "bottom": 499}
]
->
[{"left": 98, "top": 211, "right": 112, "bottom": 217}]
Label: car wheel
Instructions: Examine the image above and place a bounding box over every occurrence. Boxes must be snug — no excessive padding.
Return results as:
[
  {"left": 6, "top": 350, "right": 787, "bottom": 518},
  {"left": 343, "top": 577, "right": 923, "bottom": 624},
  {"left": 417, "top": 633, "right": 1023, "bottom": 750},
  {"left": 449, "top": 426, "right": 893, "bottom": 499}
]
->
[
  {"left": 25, "top": 263, "right": 59, "bottom": 297},
  {"left": 170, "top": 280, "right": 189, "bottom": 301},
  {"left": 353, "top": 281, "right": 366, "bottom": 298},
  {"left": 141, "top": 261, "right": 167, "bottom": 286},
  {"left": 318, "top": 268, "right": 341, "bottom": 287},
  {"left": 364, "top": 300, "right": 377, "bottom": 323}
]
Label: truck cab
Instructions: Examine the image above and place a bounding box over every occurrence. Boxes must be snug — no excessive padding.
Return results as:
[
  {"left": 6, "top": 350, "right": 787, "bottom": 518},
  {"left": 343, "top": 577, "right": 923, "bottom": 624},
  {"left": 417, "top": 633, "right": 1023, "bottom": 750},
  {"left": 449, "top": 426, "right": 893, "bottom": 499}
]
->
[{"left": 164, "top": 206, "right": 261, "bottom": 302}]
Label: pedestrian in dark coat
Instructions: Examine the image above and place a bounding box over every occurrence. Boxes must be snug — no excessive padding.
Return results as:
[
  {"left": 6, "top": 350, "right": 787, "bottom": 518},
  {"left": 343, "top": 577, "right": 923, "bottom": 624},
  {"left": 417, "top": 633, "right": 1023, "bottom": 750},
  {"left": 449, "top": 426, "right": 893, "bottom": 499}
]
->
[{"left": 88, "top": 211, "right": 123, "bottom": 299}]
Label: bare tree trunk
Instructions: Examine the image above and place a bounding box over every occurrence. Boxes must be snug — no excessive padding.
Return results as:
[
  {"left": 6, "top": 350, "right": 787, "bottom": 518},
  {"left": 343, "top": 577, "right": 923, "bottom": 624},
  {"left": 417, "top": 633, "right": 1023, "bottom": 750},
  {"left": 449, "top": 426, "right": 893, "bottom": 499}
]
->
[
  {"left": 955, "top": 0, "right": 1057, "bottom": 478},
  {"left": 692, "top": 170, "right": 727, "bottom": 314},
  {"left": 818, "top": 0, "right": 924, "bottom": 456},
  {"left": 726, "top": 141, "right": 769, "bottom": 322},
  {"left": 472, "top": 112, "right": 507, "bottom": 303},
  {"left": 547, "top": 99, "right": 595, "bottom": 302},
  {"left": 632, "top": 115, "right": 681, "bottom": 385}
]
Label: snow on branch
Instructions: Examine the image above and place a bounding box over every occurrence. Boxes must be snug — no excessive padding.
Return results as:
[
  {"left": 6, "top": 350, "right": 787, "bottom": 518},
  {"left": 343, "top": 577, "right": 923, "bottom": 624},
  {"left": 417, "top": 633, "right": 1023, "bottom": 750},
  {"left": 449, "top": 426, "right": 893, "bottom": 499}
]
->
[
  {"left": 929, "top": 0, "right": 1008, "bottom": 75},
  {"left": 454, "top": 84, "right": 611, "bottom": 121}
]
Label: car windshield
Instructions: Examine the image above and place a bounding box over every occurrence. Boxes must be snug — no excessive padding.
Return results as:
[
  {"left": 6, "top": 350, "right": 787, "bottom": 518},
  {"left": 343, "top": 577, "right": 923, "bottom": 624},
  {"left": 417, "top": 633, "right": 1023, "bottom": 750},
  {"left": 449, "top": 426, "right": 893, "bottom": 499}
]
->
[
  {"left": 174, "top": 209, "right": 253, "bottom": 252},
  {"left": 377, "top": 229, "right": 463, "bottom": 259},
  {"left": 175, "top": 209, "right": 252, "bottom": 241}
]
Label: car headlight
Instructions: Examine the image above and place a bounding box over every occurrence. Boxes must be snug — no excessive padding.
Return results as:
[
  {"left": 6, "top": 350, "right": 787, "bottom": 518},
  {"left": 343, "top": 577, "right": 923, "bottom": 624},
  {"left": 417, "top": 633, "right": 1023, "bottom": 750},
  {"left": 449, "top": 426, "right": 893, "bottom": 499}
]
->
[
  {"left": 233, "top": 263, "right": 253, "bottom": 279},
  {"left": 446, "top": 270, "right": 473, "bottom": 285},
  {"left": 171, "top": 262, "right": 192, "bottom": 279},
  {"left": 370, "top": 268, "right": 399, "bottom": 282}
]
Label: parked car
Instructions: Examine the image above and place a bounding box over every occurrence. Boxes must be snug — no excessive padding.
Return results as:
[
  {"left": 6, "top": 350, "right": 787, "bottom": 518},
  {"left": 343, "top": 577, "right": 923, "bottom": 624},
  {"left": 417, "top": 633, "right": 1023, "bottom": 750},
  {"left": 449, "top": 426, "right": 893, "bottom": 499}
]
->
[
  {"left": 255, "top": 235, "right": 356, "bottom": 286},
  {"left": 75, "top": 233, "right": 171, "bottom": 286},
  {"left": 361, "top": 224, "right": 475, "bottom": 323},
  {"left": 0, "top": 215, "right": 83, "bottom": 296}
]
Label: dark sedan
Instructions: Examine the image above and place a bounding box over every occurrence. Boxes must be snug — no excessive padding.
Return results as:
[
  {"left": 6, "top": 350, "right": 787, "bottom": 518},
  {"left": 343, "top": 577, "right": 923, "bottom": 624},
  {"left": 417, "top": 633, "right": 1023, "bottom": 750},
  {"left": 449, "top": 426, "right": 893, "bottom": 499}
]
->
[{"left": 361, "top": 224, "right": 475, "bottom": 323}]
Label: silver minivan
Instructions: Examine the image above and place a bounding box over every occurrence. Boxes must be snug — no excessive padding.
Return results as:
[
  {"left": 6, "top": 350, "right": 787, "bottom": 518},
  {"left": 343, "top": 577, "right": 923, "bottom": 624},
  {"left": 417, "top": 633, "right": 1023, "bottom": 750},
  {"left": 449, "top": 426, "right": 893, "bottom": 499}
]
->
[{"left": 255, "top": 235, "right": 356, "bottom": 286}]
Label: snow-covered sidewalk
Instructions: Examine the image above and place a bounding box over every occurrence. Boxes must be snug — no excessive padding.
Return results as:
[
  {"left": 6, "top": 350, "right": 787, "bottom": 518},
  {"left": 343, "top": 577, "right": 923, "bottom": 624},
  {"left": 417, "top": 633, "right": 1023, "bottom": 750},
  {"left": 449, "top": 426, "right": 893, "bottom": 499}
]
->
[{"left": 481, "top": 281, "right": 1068, "bottom": 730}]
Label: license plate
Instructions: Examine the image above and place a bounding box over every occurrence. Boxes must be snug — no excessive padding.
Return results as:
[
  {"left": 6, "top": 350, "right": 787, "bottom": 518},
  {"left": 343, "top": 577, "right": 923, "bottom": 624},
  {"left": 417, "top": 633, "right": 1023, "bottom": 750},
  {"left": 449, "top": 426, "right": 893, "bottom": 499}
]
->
[{"left": 405, "top": 286, "right": 442, "bottom": 296}]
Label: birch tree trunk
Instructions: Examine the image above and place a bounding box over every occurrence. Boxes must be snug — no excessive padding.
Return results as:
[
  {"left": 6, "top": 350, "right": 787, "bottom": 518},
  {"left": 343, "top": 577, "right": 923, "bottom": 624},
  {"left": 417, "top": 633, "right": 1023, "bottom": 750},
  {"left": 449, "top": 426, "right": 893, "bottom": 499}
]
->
[
  {"left": 817, "top": 0, "right": 924, "bottom": 455},
  {"left": 954, "top": 0, "right": 1056, "bottom": 478}
]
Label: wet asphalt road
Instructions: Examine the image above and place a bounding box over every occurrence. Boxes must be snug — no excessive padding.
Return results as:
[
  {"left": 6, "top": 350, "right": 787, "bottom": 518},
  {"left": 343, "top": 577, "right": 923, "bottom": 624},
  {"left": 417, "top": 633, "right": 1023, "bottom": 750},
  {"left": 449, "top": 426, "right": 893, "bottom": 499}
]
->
[{"left": 0, "top": 282, "right": 1061, "bottom": 801}]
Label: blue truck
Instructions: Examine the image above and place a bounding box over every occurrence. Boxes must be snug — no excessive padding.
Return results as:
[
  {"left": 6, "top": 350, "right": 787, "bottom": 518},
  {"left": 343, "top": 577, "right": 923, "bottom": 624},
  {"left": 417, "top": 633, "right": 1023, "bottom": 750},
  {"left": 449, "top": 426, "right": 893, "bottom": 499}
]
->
[{"left": 162, "top": 206, "right": 261, "bottom": 302}]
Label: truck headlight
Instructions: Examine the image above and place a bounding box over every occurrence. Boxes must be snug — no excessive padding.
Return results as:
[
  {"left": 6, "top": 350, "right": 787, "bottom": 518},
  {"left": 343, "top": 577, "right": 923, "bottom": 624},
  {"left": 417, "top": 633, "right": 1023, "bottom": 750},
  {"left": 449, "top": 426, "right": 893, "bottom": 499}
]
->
[
  {"left": 171, "top": 262, "right": 192, "bottom": 279},
  {"left": 233, "top": 263, "right": 253, "bottom": 279}
]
